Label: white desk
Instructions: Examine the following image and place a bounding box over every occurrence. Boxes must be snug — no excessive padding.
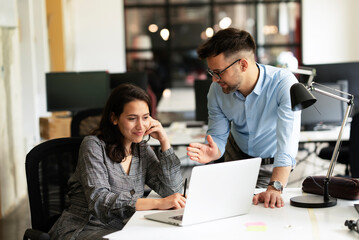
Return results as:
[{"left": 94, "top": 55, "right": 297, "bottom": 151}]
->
[
  {"left": 104, "top": 188, "right": 359, "bottom": 240},
  {"left": 157, "top": 88, "right": 195, "bottom": 113},
  {"left": 147, "top": 122, "right": 207, "bottom": 147},
  {"left": 299, "top": 125, "right": 350, "bottom": 142}
]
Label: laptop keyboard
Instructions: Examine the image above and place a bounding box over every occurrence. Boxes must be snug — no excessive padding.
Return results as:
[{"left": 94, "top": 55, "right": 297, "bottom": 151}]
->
[{"left": 170, "top": 215, "right": 183, "bottom": 221}]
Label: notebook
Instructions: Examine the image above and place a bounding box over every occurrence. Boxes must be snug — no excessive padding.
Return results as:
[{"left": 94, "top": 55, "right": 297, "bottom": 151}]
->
[{"left": 144, "top": 158, "right": 261, "bottom": 226}]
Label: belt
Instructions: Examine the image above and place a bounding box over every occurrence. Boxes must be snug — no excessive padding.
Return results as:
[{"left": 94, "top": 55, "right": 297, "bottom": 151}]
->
[{"left": 261, "top": 158, "right": 274, "bottom": 165}]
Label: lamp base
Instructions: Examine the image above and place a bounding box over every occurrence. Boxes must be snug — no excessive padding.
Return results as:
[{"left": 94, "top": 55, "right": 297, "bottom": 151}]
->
[{"left": 290, "top": 195, "right": 337, "bottom": 208}]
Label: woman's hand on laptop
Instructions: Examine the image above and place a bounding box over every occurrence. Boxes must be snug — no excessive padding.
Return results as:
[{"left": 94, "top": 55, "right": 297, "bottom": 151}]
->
[
  {"left": 136, "top": 193, "right": 186, "bottom": 211},
  {"left": 187, "top": 135, "right": 221, "bottom": 164},
  {"left": 158, "top": 193, "right": 186, "bottom": 210}
]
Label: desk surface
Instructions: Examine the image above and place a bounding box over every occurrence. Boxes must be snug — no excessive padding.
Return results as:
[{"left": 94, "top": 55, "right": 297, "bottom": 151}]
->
[
  {"left": 299, "top": 125, "right": 350, "bottom": 142},
  {"left": 104, "top": 188, "right": 358, "bottom": 240},
  {"left": 148, "top": 122, "right": 350, "bottom": 147},
  {"left": 157, "top": 88, "right": 195, "bottom": 112},
  {"left": 147, "top": 122, "right": 207, "bottom": 146}
]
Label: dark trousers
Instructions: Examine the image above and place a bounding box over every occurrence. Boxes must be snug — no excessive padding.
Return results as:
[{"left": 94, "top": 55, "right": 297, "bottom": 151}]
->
[{"left": 224, "top": 133, "right": 273, "bottom": 188}]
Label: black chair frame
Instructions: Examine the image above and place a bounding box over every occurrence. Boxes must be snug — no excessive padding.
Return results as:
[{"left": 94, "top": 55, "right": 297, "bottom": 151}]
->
[
  {"left": 70, "top": 108, "right": 103, "bottom": 137},
  {"left": 24, "top": 137, "right": 83, "bottom": 240}
]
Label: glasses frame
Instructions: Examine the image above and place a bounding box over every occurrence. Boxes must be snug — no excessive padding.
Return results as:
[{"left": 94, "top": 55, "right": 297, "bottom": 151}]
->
[{"left": 207, "top": 58, "right": 241, "bottom": 80}]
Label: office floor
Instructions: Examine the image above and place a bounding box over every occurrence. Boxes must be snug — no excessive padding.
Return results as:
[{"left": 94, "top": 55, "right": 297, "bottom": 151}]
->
[{"left": 0, "top": 197, "right": 31, "bottom": 240}]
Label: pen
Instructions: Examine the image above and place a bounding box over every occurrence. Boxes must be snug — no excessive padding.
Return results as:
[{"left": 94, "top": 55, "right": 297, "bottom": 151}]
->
[{"left": 183, "top": 178, "right": 187, "bottom": 197}]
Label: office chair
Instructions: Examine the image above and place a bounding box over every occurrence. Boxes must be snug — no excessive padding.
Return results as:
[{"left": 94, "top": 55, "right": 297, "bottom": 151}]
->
[
  {"left": 349, "top": 112, "right": 359, "bottom": 177},
  {"left": 194, "top": 79, "right": 212, "bottom": 124},
  {"left": 70, "top": 108, "right": 103, "bottom": 137},
  {"left": 23, "top": 137, "right": 83, "bottom": 240},
  {"left": 318, "top": 142, "right": 350, "bottom": 176},
  {"left": 318, "top": 112, "right": 359, "bottom": 177}
]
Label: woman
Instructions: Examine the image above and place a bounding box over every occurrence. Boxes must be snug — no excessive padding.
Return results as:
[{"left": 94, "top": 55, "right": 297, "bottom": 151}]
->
[{"left": 49, "top": 84, "right": 186, "bottom": 239}]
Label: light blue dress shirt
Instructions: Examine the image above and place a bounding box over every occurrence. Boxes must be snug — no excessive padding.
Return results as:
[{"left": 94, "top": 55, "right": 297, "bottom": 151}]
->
[{"left": 206, "top": 64, "right": 301, "bottom": 168}]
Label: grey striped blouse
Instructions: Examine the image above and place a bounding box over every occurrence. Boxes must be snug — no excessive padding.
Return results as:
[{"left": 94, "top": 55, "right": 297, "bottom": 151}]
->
[{"left": 49, "top": 135, "right": 183, "bottom": 240}]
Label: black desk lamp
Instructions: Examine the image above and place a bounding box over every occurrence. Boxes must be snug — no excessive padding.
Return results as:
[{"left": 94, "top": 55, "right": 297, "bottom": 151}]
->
[{"left": 290, "top": 82, "right": 354, "bottom": 208}]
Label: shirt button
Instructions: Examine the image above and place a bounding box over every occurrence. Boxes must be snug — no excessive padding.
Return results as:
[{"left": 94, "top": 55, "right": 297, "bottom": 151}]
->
[{"left": 130, "top": 189, "right": 135, "bottom": 195}]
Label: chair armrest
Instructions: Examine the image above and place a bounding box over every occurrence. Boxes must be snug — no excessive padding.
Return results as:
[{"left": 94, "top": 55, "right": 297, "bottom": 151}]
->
[{"left": 23, "top": 228, "right": 50, "bottom": 240}]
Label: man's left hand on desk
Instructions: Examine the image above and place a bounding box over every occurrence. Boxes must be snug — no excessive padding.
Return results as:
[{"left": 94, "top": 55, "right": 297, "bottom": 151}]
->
[{"left": 253, "top": 189, "right": 284, "bottom": 208}]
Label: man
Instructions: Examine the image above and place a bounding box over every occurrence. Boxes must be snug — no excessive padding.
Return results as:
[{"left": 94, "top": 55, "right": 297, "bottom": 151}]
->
[{"left": 187, "top": 28, "right": 300, "bottom": 208}]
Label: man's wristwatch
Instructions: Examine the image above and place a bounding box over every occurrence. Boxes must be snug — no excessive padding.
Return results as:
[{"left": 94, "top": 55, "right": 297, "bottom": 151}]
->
[{"left": 268, "top": 181, "right": 283, "bottom": 192}]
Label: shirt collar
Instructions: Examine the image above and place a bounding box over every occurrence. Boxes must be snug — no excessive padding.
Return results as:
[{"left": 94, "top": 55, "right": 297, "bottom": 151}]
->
[
  {"left": 252, "top": 63, "right": 265, "bottom": 96},
  {"left": 232, "top": 63, "right": 264, "bottom": 99}
]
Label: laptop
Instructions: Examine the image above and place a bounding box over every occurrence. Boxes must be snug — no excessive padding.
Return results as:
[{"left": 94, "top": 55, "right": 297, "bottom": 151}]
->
[{"left": 144, "top": 158, "right": 261, "bottom": 226}]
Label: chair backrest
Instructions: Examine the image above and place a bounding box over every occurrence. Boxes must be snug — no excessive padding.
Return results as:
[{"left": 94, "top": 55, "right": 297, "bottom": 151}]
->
[
  {"left": 25, "top": 137, "right": 83, "bottom": 232},
  {"left": 194, "top": 79, "right": 212, "bottom": 124},
  {"left": 349, "top": 112, "right": 359, "bottom": 177},
  {"left": 71, "top": 108, "right": 103, "bottom": 137}
]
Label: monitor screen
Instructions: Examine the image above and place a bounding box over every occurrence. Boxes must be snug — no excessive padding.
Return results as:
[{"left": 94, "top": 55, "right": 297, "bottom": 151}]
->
[
  {"left": 46, "top": 71, "right": 110, "bottom": 113},
  {"left": 110, "top": 72, "right": 148, "bottom": 91},
  {"left": 301, "top": 82, "right": 346, "bottom": 130}
]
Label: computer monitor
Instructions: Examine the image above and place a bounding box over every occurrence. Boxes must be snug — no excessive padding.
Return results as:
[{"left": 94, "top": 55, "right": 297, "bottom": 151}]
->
[
  {"left": 46, "top": 71, "right": 110, "bottom": 113},
  {"left": 110, "top": 72, "right": 148, "bottom": 91},
  {"left": 194, "top": 79, "right": 211, "bottom": 124},
  {"left": 301, "top": 81, "right": 347, "bottom": 130}
]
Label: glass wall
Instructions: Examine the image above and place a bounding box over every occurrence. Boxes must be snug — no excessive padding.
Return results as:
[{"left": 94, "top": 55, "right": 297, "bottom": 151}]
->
[{"left": 124, "top": 0, "right": 301, "bottom": 94}]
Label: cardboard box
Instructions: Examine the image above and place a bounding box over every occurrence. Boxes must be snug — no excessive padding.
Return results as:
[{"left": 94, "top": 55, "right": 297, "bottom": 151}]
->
[
  {"left": 39, "top": 116, "right": 72, "bottom": 140},
  {"left": 51, "top": 111, "right": 71, "bottom": 117}
]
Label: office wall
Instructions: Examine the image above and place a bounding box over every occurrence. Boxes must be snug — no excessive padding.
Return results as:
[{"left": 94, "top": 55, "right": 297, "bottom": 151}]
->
[
  {"left": 0, "top": 0, "right": 17, "bottom": 27},
  {"left": 0, "top": 0, "right": 127, "bottom": 218},
  {"left": 0, "top": 27, "right": 27, "bottom": 218},
  {"left": 302, "top": 0, "right": 359, "bottom": 64},
  {"left": 18, "top": 0, "right": 50, "bottom": 156},
  {"left": 302, "top": 0, "right": 359, "bottom": 115},
  {"left": 304, "top": 62, "right": 359, "bottom": 115},
  {"left": 63, "top": 0, "right": 126, "bottom": 72}
]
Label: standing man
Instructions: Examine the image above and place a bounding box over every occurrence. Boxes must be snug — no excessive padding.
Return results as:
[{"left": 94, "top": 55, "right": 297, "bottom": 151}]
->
[{"left": 187, "top": 28, "right": 300, "bottom": 208}]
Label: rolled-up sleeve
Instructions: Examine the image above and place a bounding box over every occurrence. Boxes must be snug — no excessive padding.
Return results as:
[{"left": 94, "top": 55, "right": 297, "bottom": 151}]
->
[
  {"left": 274, "top": 72, "right": 301, "bottom": 168},
  {"left": 206, "top": 84, "right": 231, "bottom": 157}
]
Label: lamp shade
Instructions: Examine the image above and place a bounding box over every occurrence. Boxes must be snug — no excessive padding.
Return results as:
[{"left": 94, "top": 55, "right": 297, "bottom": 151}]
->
[{"left": 290, "top": 83, "right": 317, "bottom": 111}]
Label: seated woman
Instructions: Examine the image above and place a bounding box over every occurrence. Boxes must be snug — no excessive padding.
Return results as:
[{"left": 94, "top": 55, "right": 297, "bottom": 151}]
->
[{"left": 49, "top": 84, "right": 186, "bottom": 239}]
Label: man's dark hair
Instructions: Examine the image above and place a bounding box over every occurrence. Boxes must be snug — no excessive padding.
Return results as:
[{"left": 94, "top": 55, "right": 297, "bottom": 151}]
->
[{"left": 197, "top": 28, "right": 256, "bottom": 60}]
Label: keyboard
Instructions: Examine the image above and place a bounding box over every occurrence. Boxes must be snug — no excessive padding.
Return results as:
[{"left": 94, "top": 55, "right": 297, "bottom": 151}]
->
[{"left": 170, "top": 215, "right": 183, "bottom": 221}]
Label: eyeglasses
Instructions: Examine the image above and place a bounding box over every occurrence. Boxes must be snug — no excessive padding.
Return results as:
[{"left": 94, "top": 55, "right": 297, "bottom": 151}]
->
[{"left": 207, "top": 58, "right": 241, "bottom": 80}]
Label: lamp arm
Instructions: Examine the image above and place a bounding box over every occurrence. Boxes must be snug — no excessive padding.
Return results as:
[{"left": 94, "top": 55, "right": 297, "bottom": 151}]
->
[
  {"left": 311, "top": 84, "right": 354, "bottom": 203},
  {"left": 326, "top": 102, "right": 353, "bottom": 178},
  {"left": 291, "top": 68, "right": 316, "bottom": 85},
  {"left": 308, "top": 75, "right": 315, "bottom": 86},
  {"left": 312, "top": 86, "right": 352, "bottom": 104},
  {"left": 310, "top": 84, "right": 354, "bottom": 178},
  {"left": 290, "top": 82, "right": 354, "bottom": 207},
  {"left": 310, "top": 82, "right": 354, "bottom": 178},
  {"left": 307, "top": 82, "right": 354, "bottom": 178}
]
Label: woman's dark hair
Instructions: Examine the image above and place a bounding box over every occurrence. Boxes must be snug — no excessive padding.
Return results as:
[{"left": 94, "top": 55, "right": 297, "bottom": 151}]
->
[
  {"left": 95, "top": 83, "right": 152, "bottom": 162},
  {"left": 197, "top": 28, "right": 256, "bottom": 60}
]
